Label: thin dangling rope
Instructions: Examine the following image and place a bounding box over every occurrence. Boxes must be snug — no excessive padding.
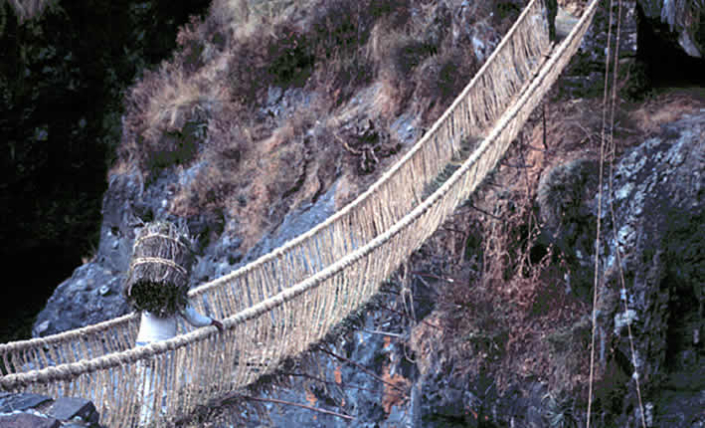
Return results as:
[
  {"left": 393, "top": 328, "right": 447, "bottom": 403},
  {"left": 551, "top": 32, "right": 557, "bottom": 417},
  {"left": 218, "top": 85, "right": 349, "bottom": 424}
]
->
[
  {"left": 605, "top": 0, "right": 648, "bottom": 424},
  {"left": 587, "top": 0, "right": 617, "bottom": 424}
]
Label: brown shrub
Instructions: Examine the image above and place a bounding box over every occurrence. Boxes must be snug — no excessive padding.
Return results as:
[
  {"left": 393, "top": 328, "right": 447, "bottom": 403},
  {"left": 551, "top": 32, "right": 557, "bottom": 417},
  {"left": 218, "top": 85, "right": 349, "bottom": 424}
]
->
[
  {"left": 366, "top": 26, "right": 426, "bottom": 115},
  {"left": 170, "top": 100, "right": 342, "bottom": 248},
  {"left": 365, "top": 0, "right": 483, "bottom": 120},
  {"left": 381, "top": 363, "right": 410, "bottom": 414},
  {"left": 117, "top": 0, "right": 483, "bottom": 178},
  {"left": 210, "top": 0, "right": 251, "bottom": 30},
  {"left": 116, "top": 0, "right": 503, "bottom": 254},
  {"left": 411, "top": 46, "right": 479, "bottom": 122},
  {"left": 302, "top": 0, "right": 390, "bottom": 105},
  {"left": 119, "top": 62, "right": 228, "bottom": 177},
  {"left": 170, "top": 105, "right": 254, "bottom": 215},
  {"left": 223, "top": 0, "right": 408, "bottom": 108},
  {"left": 174, "top": 14, "right": 232, "bottom": 75}
]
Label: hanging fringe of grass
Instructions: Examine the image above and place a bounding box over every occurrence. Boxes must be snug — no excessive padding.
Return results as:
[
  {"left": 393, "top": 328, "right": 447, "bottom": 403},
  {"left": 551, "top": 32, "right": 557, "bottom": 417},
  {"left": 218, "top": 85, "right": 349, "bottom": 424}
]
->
[{"left": 124, "top": 221, "right": 193, "bottom": 316}]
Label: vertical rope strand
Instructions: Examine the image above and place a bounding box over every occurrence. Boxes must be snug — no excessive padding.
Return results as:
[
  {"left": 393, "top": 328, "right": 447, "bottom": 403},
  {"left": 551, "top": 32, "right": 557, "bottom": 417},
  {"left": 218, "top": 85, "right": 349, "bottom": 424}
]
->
[
  {"left": 587, "top": 0, "right": 616, "bottom": 424},
  {"left": 606, "top": 0, "right": 647, "bottom": 423}
]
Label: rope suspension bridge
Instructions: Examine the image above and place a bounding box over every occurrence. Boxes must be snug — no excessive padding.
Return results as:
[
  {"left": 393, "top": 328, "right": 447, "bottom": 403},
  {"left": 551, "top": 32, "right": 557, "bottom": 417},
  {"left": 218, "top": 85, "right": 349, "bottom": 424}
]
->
[{"left": 0, "top": 0, "right": 600, "bottom": 425}]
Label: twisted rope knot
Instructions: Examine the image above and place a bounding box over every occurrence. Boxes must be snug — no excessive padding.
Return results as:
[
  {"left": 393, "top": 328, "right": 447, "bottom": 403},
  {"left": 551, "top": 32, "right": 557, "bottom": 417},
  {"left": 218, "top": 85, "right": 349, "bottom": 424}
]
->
[{"left": 130, "top": 257, "right": 189, "bottom": 276}]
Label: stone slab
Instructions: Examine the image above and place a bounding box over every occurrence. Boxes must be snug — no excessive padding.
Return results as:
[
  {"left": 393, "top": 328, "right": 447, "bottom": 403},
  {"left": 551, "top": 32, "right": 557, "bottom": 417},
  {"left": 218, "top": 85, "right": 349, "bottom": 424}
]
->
[
  {"left": 0, "top": 412, "right": 61, "bottom": 428},
  {"left": 47, "top": 396, "right": 97, "bottom": 422},
  {"left": 0, "top": 393, "right": 52, "bottom": 413}
]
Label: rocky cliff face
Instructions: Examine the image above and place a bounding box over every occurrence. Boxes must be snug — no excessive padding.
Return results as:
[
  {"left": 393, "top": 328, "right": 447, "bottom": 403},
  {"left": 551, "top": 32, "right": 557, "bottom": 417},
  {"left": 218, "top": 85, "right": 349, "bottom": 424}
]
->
[
  {"left": 29, "top": 0, "right": 507, "bottom": 337},
  {"left": 592, "top": 112, "right": 704, "bottom": 427},
  {"left": 19, "top": 0, "right": 702, "bottom": 341},
  {"left": 0, "top": 0, "right": 211, "bottom": 343},
  {"left": 563, "top": 0, "right": 705, "bottom": 97},
  {"left": 638, "top": 0, "right": 704, "bottom": 58}
]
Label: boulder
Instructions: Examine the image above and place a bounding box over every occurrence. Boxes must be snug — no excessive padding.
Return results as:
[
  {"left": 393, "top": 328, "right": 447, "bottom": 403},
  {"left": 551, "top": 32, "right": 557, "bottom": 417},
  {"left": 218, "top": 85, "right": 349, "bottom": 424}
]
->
[
  {"left": 592, "top": 112, "right": 704, "bottom": 427},
  {"left": 638, "top": 0, "right": 704, "bottom": 58},
  {"left": 0, "top": 413, "right": 60, "bottom": 428},
  {"left": 0, "top": 393, "right": 103, "bottom": 428}
]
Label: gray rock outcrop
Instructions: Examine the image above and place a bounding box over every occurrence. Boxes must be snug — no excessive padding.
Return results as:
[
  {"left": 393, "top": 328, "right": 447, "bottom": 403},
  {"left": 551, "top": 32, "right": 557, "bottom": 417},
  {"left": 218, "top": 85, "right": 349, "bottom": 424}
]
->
[
  {"left": 537, "top": 111, "right": 704, "bottom": 426},
  {"left": 593, "top": 111, "right": 704, "bottom": 427},
  {"left": 0, "top": 393, "right": 103, "bottom": 427},
  {"left": 195, "top": 115, "right": 704, "bottom": 427},
  {"left": 32, "top": 164, "right": 339, "bottom": 337},
  {"left": 250, "top": 110, "right": 705, "bottom": 427},
  {"left": 639, "top": 0, "right": 704, "bottom": 58}
]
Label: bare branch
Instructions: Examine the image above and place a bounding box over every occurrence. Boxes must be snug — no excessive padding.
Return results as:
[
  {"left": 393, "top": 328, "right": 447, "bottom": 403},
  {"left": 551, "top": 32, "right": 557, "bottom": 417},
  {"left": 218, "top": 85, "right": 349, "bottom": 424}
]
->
[
  {"left": 222, "top": 393, "right": 355, "bottom": 421},
  {"left": 315, "top": 345, "right": 407, "bottom": 394}
]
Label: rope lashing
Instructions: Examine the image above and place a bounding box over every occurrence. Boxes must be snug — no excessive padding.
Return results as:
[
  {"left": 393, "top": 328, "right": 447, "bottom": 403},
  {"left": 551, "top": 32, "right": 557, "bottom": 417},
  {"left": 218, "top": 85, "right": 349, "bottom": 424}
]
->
[
  {"left": 130, "top": 257, "right": 189, "bottom": 277},
  {"left": 133, "top": 233, "right": 190, "bottom": 250}
]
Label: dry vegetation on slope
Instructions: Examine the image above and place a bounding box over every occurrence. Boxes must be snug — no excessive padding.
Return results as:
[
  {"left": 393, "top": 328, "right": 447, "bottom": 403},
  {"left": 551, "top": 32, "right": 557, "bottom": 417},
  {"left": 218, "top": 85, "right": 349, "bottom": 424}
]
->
[
  {"left": 115, "top": 0, "right": 517, "bottom": 248},
  {"left": 179, "top": 84, "right": 705, "bottom": 426},
  {"left": 409, "top": 87, "right": 705, "bottom": 417}
]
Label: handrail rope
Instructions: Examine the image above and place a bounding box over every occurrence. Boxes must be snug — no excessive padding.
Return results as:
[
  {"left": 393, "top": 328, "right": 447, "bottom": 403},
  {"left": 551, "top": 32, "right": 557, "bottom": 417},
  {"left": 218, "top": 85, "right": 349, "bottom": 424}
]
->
[
  {"left": 1, "top": 45, "right": 588, "bottom": 426},
  {"left": 0, "top": 0, "right": 548, "bottom": 363},
  {"left": 0, "top": 313, "right": 138, "bottom": 352},
  {"left": 0, "top": 0, "right": 598, "bottom": 392},
  {"left": 2, "top": 24, "right": 592, "bottom": 422}
]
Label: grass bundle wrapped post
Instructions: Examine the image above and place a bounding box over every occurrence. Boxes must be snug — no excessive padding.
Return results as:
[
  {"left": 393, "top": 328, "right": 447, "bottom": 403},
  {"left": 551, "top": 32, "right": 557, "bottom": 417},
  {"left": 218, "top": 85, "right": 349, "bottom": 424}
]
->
[{"left": 124, "top": 221, "right": 194, "bottom": 317}]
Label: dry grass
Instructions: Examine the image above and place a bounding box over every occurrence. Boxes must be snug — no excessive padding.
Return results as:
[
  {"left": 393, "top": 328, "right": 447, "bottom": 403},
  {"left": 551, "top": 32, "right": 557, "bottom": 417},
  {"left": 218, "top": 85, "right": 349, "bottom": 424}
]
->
[
  {"left": 115, "top": 0, "right": 505, "bottom": 253},
  {"left": 366, "top": 0, "right": 487, "bottom": 121},
  {"left": 114, "top": 0, "right": 705, "bottom": 420},
  {"left": 119, "top": 62, "right": 230, "bottom": 174},
  {"left": 628, "top": 87, "right": 705, "bottom": 135},
  {"left": 180, "top": 85, "right": 705, "bottom": 426},
  {"left": 405, "top": 92, "right": 608, "bottom": 403},
  {"left": 381, "top": 364, "right": 411, "bottom": 414},
  {"left": 117, "top": 0, "right": 652, "bottom": 403}
]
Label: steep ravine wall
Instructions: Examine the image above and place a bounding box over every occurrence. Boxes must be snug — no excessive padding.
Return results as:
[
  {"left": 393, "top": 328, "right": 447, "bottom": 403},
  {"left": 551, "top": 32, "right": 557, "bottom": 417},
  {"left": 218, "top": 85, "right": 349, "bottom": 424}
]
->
[{"left": 0, "top": 0, "right": 211, "bottom": 343}]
